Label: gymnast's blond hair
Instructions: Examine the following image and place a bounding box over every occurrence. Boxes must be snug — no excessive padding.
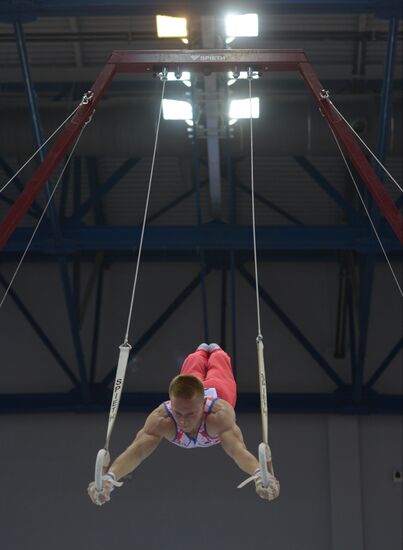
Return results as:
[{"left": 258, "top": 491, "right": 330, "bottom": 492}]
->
[{"left": 169, "top": 374, "right": 204, "bottom": 400}]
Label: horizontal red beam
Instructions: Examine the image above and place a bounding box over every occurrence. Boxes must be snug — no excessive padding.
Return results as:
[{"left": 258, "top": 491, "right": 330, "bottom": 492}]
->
[{"left": 108, "top": 48, "right": 308, "bottom": 73}]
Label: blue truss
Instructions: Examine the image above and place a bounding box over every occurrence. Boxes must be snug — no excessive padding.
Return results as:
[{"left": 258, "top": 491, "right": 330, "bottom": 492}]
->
[
  {"left": 0, "top": 6, "right": 401, "bottom": 414},
  {"left": 0, "top": 0, "right": 401, "bottom": 19}
]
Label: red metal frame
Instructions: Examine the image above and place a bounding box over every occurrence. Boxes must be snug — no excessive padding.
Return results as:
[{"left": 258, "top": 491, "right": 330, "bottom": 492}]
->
[{"left": 1, "top": 49, "right": 402, "bottom": 247}]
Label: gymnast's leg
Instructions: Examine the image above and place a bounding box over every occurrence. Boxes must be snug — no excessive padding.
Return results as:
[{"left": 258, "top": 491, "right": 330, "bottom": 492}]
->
[
  {"left": 180, "top": 346, "right": 209, "bottom": 381},
  {"left": 204, "top": 346, "right": 237, "bottom": 407}
]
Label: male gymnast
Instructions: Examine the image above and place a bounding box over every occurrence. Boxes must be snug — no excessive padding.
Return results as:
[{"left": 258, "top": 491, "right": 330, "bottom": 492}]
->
[{"left": 88, "top": 344, "right": 280, "bottom": 505}]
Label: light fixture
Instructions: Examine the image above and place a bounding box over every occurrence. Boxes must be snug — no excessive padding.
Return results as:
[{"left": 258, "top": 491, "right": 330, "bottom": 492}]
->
[
  {"left": 156, "top": 15, "right": 188, "bottom": 38},
  {"left": 229, "top": 97, "right": 260, "bottom": 120},
  {"left": 225, "top": 13, "right": 258, "bottom": 42},
  {"left": 162, "top": 99, "right": 193, "bottom": 122},
  {"left": 167, "top": 71, "right": 192, "bottom": 87},
  {"left": 227, "top": 70, "right": 260, "bottom": 86}
]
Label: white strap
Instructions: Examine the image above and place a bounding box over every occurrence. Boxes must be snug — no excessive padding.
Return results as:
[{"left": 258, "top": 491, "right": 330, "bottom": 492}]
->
[
  {"left": 104, "top": 343, "right": 132, "bottom": 449},
  {"left": 103, "top": 472, "right": 123, "bottom": 488},
  {"left": 237, "top": 471, "right": 260, "bottom": 489}
]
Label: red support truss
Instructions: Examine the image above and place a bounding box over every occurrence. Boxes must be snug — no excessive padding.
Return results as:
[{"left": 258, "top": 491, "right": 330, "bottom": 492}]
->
[{"left": 0, "top": 49, "right": 402, "bottom": 248}]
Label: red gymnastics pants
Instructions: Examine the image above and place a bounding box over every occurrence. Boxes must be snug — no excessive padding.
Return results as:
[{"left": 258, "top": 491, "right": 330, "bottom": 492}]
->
[{"left": 180, "top": 348, "right": 237, "bottom": 407}]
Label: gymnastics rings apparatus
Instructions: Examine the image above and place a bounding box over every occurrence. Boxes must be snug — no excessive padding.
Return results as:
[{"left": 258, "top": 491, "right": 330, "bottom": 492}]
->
[
  {"left": 1, "top": 55, "right": 401, "bottom": 495},
  {"left": 94, "top": 68, "right": 168, "bottom": 491},
  {"left": 237, "top": 69, "right": 276, "bottom": 492},
  {"left": 94, "top": 66, "right": 278, "bottom": 493}
]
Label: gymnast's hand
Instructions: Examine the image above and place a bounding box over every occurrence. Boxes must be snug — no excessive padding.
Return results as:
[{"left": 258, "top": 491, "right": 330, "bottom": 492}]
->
[
  {"left": 254, "top": 469, "right": 280, "bottom": 501},
  {"left": 87, "top": 472, "right": 123, "bottom": 506}
]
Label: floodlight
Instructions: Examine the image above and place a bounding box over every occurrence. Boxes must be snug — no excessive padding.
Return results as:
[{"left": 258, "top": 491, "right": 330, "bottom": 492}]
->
[
  {"left": 162, "top": 99, "right": 193, "bottom": 121},
  {"left": 229, "top": 97, "right": 260, "bottom": 119},
  {"left": 225, "top": 13, "right": 258, "bottom": 38},
  {"left": 227, "top": 70, "right": 260, "bottom": 86},
  {"left": 156, "top": 15, "right": 188, "bottom": 38},
  {"left": 167, "top": 71, "right": 192, "bottom": 87}
]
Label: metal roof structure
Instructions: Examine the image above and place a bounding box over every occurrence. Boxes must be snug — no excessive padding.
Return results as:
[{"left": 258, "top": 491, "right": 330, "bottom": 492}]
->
[{"left": 0, "top": 0, "right": 402, "bottom": 414}]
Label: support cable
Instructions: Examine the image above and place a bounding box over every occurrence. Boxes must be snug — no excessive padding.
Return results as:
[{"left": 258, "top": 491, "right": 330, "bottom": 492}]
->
[
  {"left": 0, "top": 117, "right": 90, "bottom": 309},
  {"left": 0, "top": 102, "right": 83, "bottom": 195},
  {"left": 248, "top": 75, "right": 263, "bottom": 342},
  {"left": 237, "top": 69, "right": 279, "bottom": 501},
  {"left": 330, "top": 127, "right": 402, "bottom": 298},
  {"left": 94, "top": 70, "right": 167, "bottom": 491},
  {"left": 123, "top": 75, "right": 166, "bottom": 345},
  {"left": 329, "top": 100, "right": 403, "bottom": 194}
]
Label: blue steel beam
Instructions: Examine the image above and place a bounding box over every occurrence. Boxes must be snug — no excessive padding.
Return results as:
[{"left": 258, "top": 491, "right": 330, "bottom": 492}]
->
[
  {"left": 71, "top": 158, "right": 139, "bottom": 221},
  {"left": 191, "top": 90, "right": 210, "bottom": 344},
  {"left": 334, "top": 262, "right": 348, "bottom": 359},
  {"left": 294, "top": 156, "right": 358, "bottom": 222},
  {"left": 86, "top": 156, "right": 108, "bottom": 225},
  {"left": 220, "top": 266, "right": 227, "bottom": 349},
  {"left": 347, "top": 279, "right": 358, "bottom": 386},
  {"left": 89, "top": 258, "right": 105, "bottom": 384},
  {"left": 365, "top": 336, "right": 403, "bottom": 389},
  {"left": 0, "top": 158, "right": 43, "bottom": 217},
  {"left": 13, "top": 20, "right": 90, "bottom": 402},
  {"left": 78, "top": 160, "right": 107, "bottom": 326},
  {"left": 101, "top": 268, "right": 211, "bottom": 386},
  {"left": 230, "top": 251, "right": 237, "bottom": 377},
  {"left": 0, "top": 1, "right": 401, "bottom": 18},
  {"left": 354, "top": 15, "right": 399, "bottom": 404},
  {"left": 225, "top": 114, "right": 238, "bottom": 376},
  {"left": 58, "top": 159, "right": 72, "bottom": 220},
  {"left": 0, "top": 273, "right": 80, "bottom": 386},
  {"left": 0, "top": 194, "right": 40, "bottom": 221},
  {"left": 238, "top": 264, "right": 345, "bottom": 388},
  {"left": 148, "top": 181, "right": 207, "bottom": 224},
  {"left": 236, "top": 180, "right": 304, "bottom": 225},
  {"left": 5, "top": 223, "right": 402, "bottom": 253},
  {"left": 73, "top": 157, "right": 82, "bottom": 314}
]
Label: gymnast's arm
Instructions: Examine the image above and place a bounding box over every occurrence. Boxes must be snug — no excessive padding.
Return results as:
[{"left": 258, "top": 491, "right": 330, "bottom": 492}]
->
[
  {"left": 108, "top": 406, "right": 167, "bottom": 481},
  {"left": 211, "top": 404, "right": 260, "bottom": 475}
]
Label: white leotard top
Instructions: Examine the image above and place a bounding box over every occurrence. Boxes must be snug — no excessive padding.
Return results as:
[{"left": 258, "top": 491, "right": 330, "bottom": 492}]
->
[{"left": 163, "top": 389, "right": 221, "bottom": 449}]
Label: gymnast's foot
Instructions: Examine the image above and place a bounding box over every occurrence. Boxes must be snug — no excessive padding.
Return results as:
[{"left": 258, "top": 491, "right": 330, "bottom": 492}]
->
[
  {"left": 197, "top": 343, "right": 209, "bottom": 352},
  {"left": 208, "top": 343, "right": 221, "bottom": 353}
]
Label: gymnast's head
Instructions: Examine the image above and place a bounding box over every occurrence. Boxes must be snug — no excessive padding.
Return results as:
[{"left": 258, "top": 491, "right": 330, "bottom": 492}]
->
[{"left": 168, "top": 374, "right": 205, "bottom": 431}]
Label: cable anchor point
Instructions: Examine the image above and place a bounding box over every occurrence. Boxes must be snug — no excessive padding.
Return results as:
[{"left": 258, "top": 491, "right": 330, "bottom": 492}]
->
[
  {"left": 81, "top": 90, "right": 94, "bottom": 105},
  {"left": 320, "top": 89, "right": 330, "bottom": 100},
  {"left": 256, "top": 333, "right": 264, "bottom": 344},
  {"left": 247, "top": 66, "right": 254, "bottom": 81},
  {"left": 158, "top": 67, "right": 168, "bottom": 82}
]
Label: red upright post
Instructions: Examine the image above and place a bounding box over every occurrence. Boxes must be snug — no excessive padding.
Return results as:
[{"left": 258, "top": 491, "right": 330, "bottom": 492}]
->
[
  {"left": 299, "top": 62, "right": 403, "bottom": 245},
  {"left": 0, "top": 63, "right": 117, "bottom": 249}
]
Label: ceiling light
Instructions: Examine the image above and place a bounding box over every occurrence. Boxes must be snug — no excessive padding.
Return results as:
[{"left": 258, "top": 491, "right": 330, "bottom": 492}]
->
[
  {"left": 225, "top": 13, "right": 258, "bottom": 39},
  {"left": 162, "top": 99, "right": 193, "bottom": 121},
  {"left": 156, "top": 15, "right": 188, "bottom": 38},
  {"left": 229, "top": 97, "right": 260, "bottom": 119},
  {"left": 167, "top": 71, "right": 192, "bottom": 87},
  {"left": 227, "top": 70, "right": 260, "bottom": 86}
]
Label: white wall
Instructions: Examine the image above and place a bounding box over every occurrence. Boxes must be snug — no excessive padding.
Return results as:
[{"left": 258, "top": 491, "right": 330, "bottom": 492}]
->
[{"left": 1, "top": 413, "right": 401, "bottom": 550}]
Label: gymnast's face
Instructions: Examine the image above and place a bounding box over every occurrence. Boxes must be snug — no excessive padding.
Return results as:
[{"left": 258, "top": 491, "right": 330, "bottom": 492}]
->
[{"left": 170, "top": 395, "right": 204, "bottom": 433}]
